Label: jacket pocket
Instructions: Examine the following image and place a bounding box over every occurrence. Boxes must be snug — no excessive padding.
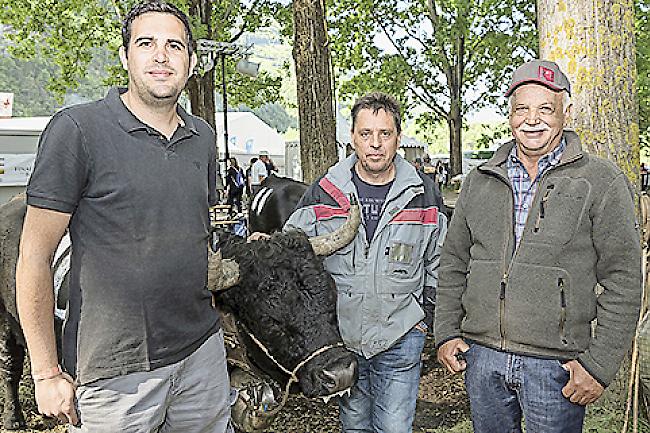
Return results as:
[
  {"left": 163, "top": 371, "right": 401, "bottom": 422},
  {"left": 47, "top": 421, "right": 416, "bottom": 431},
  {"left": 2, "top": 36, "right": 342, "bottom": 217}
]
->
[
  {"left": 459, "top": 260, "right": 502, "bottom": 337},
  {"left": 528, "top": 178, "right": 589, "bottom": 246},
  {"left": 505, "top": 264, "right": 592, "bottom": 352},
  {"left": 380, "top": 223, "right": 426, "bottom": 286}
]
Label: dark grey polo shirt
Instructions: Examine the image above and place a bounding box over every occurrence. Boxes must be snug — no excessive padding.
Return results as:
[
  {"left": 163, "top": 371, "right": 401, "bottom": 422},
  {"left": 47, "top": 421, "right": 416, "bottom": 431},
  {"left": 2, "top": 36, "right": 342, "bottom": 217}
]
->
[{"left": 27, "top": 88, "right": 219, "bottom": 385}]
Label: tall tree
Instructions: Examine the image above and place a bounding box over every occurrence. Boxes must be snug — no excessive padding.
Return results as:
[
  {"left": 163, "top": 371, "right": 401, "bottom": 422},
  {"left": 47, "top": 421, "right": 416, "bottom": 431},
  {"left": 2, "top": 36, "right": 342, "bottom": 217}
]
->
[
  {"left": 537, "top": 0, "right": 640, "bottom": 184},
  {"left": 292, "top": 0, "right": 337, "bottom": 183},
  {"left": 329, "top": 0, "right": 537, "bottom": 175}
]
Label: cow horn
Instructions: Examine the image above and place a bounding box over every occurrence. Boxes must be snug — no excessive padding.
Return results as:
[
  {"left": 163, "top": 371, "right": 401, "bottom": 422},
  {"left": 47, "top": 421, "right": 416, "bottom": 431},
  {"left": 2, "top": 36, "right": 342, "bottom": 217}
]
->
[
  {"left": 207, "top": 250, "right": 241, "bottom": 291},
  {"left": 309, "top": 195, "right": 361, "bottom": 256}
]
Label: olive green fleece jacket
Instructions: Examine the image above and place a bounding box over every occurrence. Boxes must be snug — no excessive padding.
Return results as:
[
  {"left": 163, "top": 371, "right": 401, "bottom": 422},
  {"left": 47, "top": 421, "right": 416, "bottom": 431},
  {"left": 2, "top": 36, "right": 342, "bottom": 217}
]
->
[{"left": 434, "top": 130, "right": 641, "bottom": 387}]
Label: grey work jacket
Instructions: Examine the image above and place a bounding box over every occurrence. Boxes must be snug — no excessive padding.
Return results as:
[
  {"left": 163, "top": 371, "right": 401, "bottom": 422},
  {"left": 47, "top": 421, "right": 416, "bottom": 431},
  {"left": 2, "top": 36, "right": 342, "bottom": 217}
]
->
[{"left": 285, "top": 154, "right": 447, "bottom": 358}]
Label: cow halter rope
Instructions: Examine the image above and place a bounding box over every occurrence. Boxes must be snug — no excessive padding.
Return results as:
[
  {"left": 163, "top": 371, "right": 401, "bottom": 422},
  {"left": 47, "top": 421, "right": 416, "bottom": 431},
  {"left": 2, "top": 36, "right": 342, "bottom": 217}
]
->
[{"left": 242, "top": 327, "right": 346, "bottom": 417}]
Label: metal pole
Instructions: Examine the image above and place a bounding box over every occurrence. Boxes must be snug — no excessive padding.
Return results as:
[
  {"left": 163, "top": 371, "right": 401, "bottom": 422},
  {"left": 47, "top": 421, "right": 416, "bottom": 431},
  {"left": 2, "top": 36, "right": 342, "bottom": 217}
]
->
[{"left": 222, "top": 53, "right": 230, "bottom": 165}]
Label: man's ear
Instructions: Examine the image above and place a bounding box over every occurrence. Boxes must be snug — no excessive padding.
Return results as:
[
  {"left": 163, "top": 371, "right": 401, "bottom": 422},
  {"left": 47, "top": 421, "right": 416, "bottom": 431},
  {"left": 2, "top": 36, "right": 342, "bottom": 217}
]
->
[
  {"left": 119, "top": 46, "right": 128, "bottom": 71},
  {"left": 189, "top": 52, "right": 198, "bottom": 75},
  {"left": 564, "top": 102, "right": 573, "bottom": 119}
]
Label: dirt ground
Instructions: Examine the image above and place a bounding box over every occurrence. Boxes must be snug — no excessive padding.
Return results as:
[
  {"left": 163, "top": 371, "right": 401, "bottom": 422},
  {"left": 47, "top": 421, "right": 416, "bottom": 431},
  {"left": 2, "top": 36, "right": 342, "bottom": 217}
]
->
[{"left": 1, "top": 336, "right": 469, "bottom": 433}]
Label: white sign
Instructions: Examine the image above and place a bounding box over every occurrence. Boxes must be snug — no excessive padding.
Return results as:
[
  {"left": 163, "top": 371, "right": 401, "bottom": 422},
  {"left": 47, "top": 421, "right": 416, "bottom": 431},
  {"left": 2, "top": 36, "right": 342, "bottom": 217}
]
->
[
  {"left": 0, "top": 154, "right": 35, "bottom": 186},
  {"left": 0, "top": 93, "right": 13, "bottom": 118}
]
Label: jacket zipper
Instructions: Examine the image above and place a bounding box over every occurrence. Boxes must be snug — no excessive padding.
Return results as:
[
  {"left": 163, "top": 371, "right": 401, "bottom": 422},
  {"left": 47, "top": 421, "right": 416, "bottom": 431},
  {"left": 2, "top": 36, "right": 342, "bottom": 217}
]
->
[
  {"left": 481, "top": 145, "right": 582, "bottom": 351},
  {"left": 499, "top": 273, "right": 507, "bottom": 347},
  {"left": 559, "top": 278, "right": 568, "bottom": 345}
]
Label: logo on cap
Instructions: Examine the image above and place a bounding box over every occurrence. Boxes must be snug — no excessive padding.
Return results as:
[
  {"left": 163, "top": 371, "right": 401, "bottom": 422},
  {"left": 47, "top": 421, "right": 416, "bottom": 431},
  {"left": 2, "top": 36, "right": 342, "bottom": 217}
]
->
[{"left": 539, "top": 66, "right": 555, "bottom": 83}]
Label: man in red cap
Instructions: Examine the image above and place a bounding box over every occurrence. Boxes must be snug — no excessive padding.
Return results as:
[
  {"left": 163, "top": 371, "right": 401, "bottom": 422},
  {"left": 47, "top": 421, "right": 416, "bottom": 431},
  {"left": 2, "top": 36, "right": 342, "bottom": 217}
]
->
[{"left": 435, "top": 59, "right": 641, "bottom": 432}]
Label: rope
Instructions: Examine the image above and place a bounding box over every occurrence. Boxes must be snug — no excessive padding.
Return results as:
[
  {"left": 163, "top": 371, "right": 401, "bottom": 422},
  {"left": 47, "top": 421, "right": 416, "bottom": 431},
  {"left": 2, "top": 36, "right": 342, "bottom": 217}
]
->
[{"left": 242, "top": 328, "right": 344, "bottom": 418}]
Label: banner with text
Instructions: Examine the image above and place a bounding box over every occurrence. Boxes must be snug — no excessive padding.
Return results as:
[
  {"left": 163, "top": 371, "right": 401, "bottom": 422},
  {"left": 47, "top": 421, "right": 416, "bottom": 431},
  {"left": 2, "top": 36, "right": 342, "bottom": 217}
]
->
[{"left": 0, "top": 154, "right": 35, "bottom": 186}]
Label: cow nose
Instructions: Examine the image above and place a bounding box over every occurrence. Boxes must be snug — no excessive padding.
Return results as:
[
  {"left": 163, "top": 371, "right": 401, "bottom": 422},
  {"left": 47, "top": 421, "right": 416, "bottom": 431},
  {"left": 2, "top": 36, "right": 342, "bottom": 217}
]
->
[{"left": 320, "top": 358, "right": 358, "bottom": 392}]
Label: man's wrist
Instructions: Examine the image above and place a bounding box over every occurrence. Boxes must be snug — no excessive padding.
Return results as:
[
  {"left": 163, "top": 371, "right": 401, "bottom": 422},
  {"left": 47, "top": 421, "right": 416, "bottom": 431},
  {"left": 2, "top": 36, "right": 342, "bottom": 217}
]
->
[{"left": 32, "top": 365, "right": 62, "bottom": 381}]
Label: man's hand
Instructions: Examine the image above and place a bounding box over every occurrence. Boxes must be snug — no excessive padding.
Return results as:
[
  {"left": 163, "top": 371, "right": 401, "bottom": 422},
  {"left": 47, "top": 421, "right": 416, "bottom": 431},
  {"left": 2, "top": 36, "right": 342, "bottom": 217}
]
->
[
  {"left": 561, "top": 360, "right": 604, "bottom": 405},
  {"left": 437, "top": 338, "right": 470, "bottom": 374},
  {"left": 34, "top": 372, "right": 78, "bottom": 425}
]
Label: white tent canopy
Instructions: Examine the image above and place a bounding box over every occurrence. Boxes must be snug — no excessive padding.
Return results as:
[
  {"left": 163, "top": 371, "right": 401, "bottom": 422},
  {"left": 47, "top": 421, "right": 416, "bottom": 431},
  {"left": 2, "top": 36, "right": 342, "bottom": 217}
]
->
[{"left": 215, "top": 112, "right": 286, "bottom": 172}]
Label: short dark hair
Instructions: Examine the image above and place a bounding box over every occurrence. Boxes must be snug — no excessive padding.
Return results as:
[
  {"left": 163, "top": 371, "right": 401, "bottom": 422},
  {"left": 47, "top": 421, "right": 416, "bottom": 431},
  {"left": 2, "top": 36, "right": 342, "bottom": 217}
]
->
[
  {"left": 351, "top": 92, "right": 402, "bottom": 135},
  {"left": 122, "top": 1, "right": 194, "bottom": 56}
]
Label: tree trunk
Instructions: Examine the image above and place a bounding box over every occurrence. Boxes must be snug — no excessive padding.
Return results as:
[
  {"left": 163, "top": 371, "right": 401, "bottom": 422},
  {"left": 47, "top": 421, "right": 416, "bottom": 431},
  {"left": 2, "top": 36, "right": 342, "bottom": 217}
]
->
[
  {"left": 537, "top": 0, "right": 640, "bottom": 187},
  {"left": 292, "top": 0, "right": 337, "bottom": 184},
  {"left": 448, "top": 110, "right": 462, "bottom": 177},
  {"left": 448, "top": 32, "right": 464, "bottom": 177},
  {"left": 187, "top": 0, "right": 216, "bottom": 132}
]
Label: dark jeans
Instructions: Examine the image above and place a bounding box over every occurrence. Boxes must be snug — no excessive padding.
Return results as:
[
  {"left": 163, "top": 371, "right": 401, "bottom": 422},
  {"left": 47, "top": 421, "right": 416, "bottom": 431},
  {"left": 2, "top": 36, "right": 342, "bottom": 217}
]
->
[{"left": 464, "top": 343, "right": 585, "bottom": 433}]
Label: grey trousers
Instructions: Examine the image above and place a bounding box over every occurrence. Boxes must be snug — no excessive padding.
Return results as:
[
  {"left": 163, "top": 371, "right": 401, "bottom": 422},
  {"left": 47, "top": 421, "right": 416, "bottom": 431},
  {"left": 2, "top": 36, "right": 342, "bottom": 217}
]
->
[{"left": 70, "top": 330, "right": 234, "bottom": 433}]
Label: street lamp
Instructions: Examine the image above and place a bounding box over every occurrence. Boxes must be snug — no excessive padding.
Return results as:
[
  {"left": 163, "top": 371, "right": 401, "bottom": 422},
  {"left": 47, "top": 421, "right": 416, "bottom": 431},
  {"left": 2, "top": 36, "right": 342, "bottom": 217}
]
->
[{"left": 196, "top": 39, "right": 260, "bottom": 168}]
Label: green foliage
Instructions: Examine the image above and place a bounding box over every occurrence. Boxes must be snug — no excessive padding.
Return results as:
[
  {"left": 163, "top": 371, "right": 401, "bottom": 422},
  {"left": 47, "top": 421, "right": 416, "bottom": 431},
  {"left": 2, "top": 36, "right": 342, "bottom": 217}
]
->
[
  {"left": 328, "top": 0, "right": 537, "bottom": 137},
  {"left": 0, "top": 0, "right": 120, "bottom": 97},
  {"left": 0, "top": 0, "right": 282, "bottom": 111},
  {"left": 0, "top": 44, "right": 113, "bottom": 116}
]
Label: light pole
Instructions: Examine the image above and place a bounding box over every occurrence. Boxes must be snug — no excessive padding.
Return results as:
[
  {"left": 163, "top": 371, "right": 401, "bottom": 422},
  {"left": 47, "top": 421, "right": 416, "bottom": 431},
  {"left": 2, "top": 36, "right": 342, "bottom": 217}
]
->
[{"left": 196, "top": 39, "right": 260, "bottom": 170}]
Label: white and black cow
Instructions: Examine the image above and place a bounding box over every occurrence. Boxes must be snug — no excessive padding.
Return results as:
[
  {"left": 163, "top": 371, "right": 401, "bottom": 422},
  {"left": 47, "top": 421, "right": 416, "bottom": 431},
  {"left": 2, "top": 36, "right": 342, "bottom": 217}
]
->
[
  {"left": 248, "top": 174, "right": 308, "bottom": 234},
  {"left": 0, "top": 194, "right": 360, "bottom": 431}
]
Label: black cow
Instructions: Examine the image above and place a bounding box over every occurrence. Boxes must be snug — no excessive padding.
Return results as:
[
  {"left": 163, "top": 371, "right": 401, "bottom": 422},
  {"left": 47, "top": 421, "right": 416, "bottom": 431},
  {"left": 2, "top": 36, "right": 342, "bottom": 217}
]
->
[
  {"left": 248, "top": 174, "right": 307, "bottom": 234},
  {"left": 0, "top": 195, "right": 360, "bottom": 431}
]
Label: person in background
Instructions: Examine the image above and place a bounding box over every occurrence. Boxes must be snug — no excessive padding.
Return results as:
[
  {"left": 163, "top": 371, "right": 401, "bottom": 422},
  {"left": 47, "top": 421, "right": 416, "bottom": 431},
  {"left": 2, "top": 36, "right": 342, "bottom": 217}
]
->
[
  {"left": 413, "top": 157, "right": 424, "bottom": 173},
  {"left": 435, "top": 59, "right": 641, "bottom": 433},
  {"left": 285, "top": 92, "right": 447, "bottom": 433},
  {"left": 250, "top": 151, "right": 269, "bottom": 196},
  {"left": 16, "top": 2, "right": 233, "bottom": 432},
  {"left": 245, "top": 157, "right": 258, "bottom": 198},
  {"left": 226, "top": 157, "right": 245, "bottom": 216},
  {"left": 265, "top": 157, "right": 278, "bottom": 175}
]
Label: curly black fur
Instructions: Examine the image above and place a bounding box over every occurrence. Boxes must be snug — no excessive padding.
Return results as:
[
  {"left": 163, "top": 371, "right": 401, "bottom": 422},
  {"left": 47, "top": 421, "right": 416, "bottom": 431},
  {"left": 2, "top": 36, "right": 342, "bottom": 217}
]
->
[
  {"left": 0, "top": 198, "right": 28, "bottom": 429},
  {"left": 215, "top": 230, "right": 355, "bottom": 396}
]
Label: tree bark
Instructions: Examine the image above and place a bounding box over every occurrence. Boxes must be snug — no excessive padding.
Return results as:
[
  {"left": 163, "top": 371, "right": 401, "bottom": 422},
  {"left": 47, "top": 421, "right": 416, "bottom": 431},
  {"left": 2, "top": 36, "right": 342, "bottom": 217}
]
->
[
  {"left": 292, "top": 0, "right": 337, "bottom": 184},
  {"left": 448, "top": 32, "right": 464, "bottom": 177},
  {"left": 537, "top": 0, "right": 640, "bottom": 186},
  {"left": 187, "top": 0, "right": 216, "bottom": 134}
]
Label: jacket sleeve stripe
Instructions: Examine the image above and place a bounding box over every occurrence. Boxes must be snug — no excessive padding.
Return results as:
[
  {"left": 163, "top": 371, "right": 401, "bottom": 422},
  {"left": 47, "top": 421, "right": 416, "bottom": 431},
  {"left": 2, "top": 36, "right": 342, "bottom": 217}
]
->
[
  {"left": 319, "top": 177, "right": 350, "bottom": 211},
  {"left": 389, "top": 207, "right": 439, "bottom": 224},
  {"left": 314, "top": 205, "right": 349, "bottom": 221}
]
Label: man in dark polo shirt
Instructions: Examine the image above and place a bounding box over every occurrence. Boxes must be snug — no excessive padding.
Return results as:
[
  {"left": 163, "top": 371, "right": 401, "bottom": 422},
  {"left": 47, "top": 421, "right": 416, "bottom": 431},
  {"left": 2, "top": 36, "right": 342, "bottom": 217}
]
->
[{"left": 16, "top": 2, "right": 232, "bottom": 432}]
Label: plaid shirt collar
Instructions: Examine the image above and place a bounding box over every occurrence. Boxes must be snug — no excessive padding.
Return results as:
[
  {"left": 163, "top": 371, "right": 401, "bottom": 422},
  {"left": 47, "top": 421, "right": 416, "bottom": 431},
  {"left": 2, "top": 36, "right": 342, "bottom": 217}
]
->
[
  {"left": 506, "top": 138, "right": 566, "bottom": 179},
  {"left": 506, "top": 138, "right": 566, "bottom": 246}
]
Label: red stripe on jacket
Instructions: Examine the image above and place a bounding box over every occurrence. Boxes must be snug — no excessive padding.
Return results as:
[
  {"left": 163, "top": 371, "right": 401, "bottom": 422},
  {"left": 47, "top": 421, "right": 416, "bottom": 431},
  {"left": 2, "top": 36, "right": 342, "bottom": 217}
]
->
[
  {"left": 390, "top": 207, "right": 439, "bottom": 224},
  {"left": 319, "top": 178, "right": 350, "bottom": 211},
  {"left": 314, "top": 205, "right": 349, "bottom": 221}
]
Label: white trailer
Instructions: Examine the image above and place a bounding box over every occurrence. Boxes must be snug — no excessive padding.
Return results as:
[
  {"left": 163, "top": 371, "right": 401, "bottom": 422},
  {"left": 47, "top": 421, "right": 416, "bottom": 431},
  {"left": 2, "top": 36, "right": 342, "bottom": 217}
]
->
[{"left": 0, "top": 117, "right": 50, "bottom": 204}]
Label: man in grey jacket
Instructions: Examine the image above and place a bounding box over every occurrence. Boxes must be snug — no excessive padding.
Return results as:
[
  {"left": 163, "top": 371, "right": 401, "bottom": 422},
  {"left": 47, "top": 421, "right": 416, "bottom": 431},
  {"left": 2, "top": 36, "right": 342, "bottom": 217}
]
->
[
  {"left": 285, "top": 92, "right": 447, "bottom": 433},
  {"left": 435, "top": 60, "right": 641, "bottom": 432}
]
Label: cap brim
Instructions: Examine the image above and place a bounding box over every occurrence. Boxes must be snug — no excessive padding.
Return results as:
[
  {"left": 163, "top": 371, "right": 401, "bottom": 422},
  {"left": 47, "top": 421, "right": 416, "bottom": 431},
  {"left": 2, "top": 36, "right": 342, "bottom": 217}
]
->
[{"left": 505, "top": 79, "right": 567, "bottom": 97}]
